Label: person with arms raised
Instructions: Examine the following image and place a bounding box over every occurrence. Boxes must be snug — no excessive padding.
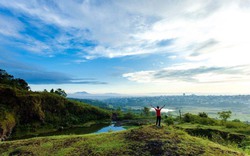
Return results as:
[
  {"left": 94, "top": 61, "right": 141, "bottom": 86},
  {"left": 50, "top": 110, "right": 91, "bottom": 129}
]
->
[{"left": 150, "top": 104, "right": 165, "bottom": 127}]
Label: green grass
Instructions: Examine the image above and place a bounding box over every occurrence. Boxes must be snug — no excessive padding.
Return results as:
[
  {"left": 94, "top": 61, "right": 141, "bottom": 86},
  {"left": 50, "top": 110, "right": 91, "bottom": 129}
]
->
[
  {"left": 0, "top": 125, "right": 246, "bottom": 156},
  {"left": 176, "top": 123, "right": 250, "bottom": 155}
]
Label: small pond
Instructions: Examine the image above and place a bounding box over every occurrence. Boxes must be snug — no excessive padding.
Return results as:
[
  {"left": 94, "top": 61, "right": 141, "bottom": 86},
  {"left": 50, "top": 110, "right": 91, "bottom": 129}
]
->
[
  {"left": 10, "top": 123, "right": 126, "bottom": 140},
  {"left": 94, "top": 124, "right": 126, "bottom": 133}
]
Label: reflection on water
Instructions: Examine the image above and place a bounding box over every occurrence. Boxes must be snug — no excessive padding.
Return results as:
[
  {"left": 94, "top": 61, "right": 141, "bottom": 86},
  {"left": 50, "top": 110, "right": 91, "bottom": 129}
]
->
[
  {"left": 11, "top": 123, "right": 125, "bottom": 140},
  {"left": 95, "top": 124, "right": 125, "bottom": 133},
  {"left": 150, "top": 108, "right": 175, "bottom": 113}
]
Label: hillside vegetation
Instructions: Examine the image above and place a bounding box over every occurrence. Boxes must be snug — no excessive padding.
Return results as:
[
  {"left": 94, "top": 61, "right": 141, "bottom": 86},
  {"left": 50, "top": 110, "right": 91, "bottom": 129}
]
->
[
  {"left": 0, "top": 69, "right": 111, "bottom": 141},
  {"left": 0, "top": 86, "right": 110, "bottom": 141},
  {"left": 1, "top": 69, "right": 250, "bottom": 155},
  {"left": 0, "top": 125, "right": 246, "bottom": 156}
]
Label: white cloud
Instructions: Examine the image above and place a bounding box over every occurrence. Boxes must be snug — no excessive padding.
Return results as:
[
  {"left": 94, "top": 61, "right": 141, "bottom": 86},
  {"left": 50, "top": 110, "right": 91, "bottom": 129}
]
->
[
  {"left": 123, "top": 64, "right": 250, "bottom": 84},
  {"left": 1, "top": 0, "right": 250, "bottom": 80},
  {"left": 1, "top": 0, "right": 250, "bottom": 62},
  {"left": 0, "top": 14, "right": 23, "bottom": 38}
]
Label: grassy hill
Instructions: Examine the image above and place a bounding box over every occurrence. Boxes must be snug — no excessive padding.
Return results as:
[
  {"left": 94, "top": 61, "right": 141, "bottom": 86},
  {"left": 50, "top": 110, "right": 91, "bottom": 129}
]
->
[
  {"left": 0, "top": 85, "right": 111, "bottom": 141},
  {"left": 0, "top": 125, "right": 246, "bottom": 156},
  {"left": 0, "top": 69, "right": 249, "bottom": 155}
]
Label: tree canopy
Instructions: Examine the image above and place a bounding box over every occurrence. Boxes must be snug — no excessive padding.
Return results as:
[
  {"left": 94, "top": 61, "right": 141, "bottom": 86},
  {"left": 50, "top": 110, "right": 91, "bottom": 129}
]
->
[
  {"left": 218, "top": 111, "right": 232, "bottom": 122},
  {"left": 0, "top": 69, "right": 30, "bottom": 90},
  {"left": 50, "top": 88, "right": 67, "bottom": 97}
]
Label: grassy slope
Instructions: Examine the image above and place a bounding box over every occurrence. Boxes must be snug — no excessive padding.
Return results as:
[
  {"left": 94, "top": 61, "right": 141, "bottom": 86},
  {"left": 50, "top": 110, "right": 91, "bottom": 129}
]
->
[
  {"left": 0, "top": 125, "right": 246, "bottom": 156},
  {"left": 0, "top": 85, "right": 111, "bottom": 140},
  {"left": 176, "top": 123, "right": 250, "bottom": 154}
]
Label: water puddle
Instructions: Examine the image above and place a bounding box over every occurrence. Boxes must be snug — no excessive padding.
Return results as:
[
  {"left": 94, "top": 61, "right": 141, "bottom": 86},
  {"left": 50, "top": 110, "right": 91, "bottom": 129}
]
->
[{"left": 10, "top": 123, "right": 125, "bottom": 140}]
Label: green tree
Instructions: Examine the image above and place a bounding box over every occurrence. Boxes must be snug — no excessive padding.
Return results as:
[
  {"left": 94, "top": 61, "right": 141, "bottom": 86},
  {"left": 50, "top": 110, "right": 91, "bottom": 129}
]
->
[
  {"left": 198, "top": 112, "right": 208, "bottom": 118},
  {"left": 165, "top": 116, "right": 174, "bottom": 126},
  {"left": 13, "top": 78, "right": 30, "bottom": 90},
  {"left": 0, "top": 69, "right": 29, "bottom": 90},
  {"left": 142, "top": 107, "right": 150, "bottom": 116},
  {"left": 55, "top": 88, "right": 67, "bottom": 97},
  {"left": 218, "top": 111, "right": 232, "bottom": 122},
  {"left": 0, "top": 69, "right": 13, "bottom": 84}
]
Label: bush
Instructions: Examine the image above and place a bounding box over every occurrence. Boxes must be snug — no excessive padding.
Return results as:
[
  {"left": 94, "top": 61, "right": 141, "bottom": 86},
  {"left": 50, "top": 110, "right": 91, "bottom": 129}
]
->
[
  {"left": 225, "top": 121, "right": 247, "bottom": 129},
  {"left": 183, "top": 113, "right": 217, "bottom": 125},
  {"left": 183, "top": 113, "right": 195, "bottom": 123},
  {"left": 165, "top": 116, "right": 174, "bottom": 126},
  {"left": 232, "top": 119, "right": 241, "bottom": 122},
  {"left": 218, "top": 111, "right": 232, "bottom": 122},
  {"left": 198, "top": 112, "right": 208, "bottom": 118},
  {"left": 199, "top": 117, "right": 216, "bottom": 125},
  {"left": 123, "top": 112, "right": 136, "bottom": 120}
]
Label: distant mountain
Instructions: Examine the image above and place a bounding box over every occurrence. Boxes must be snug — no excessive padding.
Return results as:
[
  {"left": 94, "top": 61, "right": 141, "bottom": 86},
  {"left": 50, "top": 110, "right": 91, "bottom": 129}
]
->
[{"left": 67, "top": 91, "right": 125, "bottom": 100}]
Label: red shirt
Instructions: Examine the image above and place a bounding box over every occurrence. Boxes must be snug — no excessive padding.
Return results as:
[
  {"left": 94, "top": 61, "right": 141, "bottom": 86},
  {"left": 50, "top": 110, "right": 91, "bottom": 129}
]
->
[{"left": 154, "top": 108, "right": 162, "bottom": 116}]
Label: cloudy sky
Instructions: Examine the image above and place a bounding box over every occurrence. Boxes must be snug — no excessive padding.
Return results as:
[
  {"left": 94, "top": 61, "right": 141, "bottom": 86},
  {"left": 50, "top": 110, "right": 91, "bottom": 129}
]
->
[{"left": 1, "top": 0, "right": 250, "bottom": 95}]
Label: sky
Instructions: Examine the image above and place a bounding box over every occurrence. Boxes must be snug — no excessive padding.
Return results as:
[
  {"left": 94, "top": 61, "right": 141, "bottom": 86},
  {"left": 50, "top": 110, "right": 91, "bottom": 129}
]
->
[{"left": 0, "top": 0, "right": 250, "bottom": 95}]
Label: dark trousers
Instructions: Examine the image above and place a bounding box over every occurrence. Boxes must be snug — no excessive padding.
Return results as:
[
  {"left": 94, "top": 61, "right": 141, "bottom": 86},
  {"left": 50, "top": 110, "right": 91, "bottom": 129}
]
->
[{"left": 156, "top": 116, "right": 161, "bottom": 126}]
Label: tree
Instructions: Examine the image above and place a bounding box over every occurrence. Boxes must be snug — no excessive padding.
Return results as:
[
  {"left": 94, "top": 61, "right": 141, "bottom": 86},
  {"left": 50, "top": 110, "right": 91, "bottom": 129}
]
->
[
  {"left": 198, "top": 112, "right": 208, "bottom": 118},
  {"left": 0, "top": 69, "right": 30, "bottom": 90},
  {"left": 218, "top": 111, "right": 232, "bottom": 122},
  {"left": 142, "top": 107, "right": 150, "bottom": 116},
  {"left": 13, "top": 78, "right": 30, "bottom": 90},
  {"left": 0, "top": 69, "right": 13, "bottom": 85},
  {"left": 55, "top": 88, "right": 67, "bottom": 97}
]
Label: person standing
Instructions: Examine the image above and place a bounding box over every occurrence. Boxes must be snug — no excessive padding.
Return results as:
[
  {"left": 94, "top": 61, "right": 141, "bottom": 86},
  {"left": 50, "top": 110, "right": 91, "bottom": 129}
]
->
[{"left": 151, "top": 104, "right": 165, "bottom": 127}]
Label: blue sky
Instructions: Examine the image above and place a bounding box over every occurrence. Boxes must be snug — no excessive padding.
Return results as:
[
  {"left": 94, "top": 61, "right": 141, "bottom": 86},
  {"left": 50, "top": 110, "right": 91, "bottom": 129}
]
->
[{"left": 1, "top": 0, "right": 250, "bottom": 95}]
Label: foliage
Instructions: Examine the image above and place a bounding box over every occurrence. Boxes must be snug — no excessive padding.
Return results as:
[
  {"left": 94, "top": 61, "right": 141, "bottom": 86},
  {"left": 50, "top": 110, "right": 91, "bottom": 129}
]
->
[
  {"left": 123, "top": 112, "right": 136, "bottom": 120},
  {"left": 225, "top": 121, "right": 248, "bottom": 129},
  {"left": 0, "top": 109, "right": 16, "bottom": 140},
  {"left": 232, "top": 119, "right": 241, "bottom": 122},
  {"left": 218, "top": 111, "right": 232, "bottom": 122},
  {"left": 0, "top": 69, "right": 30, "bottom": 90},
  {"left": 198, "top": 112, "right": 208, "bottom": 118},
  {"left": 112, "top": 108, "right": 137, "bottom": 120},
  {"left": 0, "top": 125, "right": 245, "bottom": 156},
  {"left": 142, "top": 107, "right": 150, "bottom": 116},
  {"left": 49, "top": 88, "right": 67, "bottom": 97},
  {"left": 54, "top": 88, "right": 67, "bottom": 97},
  {"left": 164, "top": 116, "right": 174, "bottom": 126},
  {"left": 0, "top": 86, "right": 111, "bottom": 140},
  {"left": 183, "top": 113, "right": 217, "bottom": 125},
  {"left": 72, "top": 98, "right": 111, "bottom": 109},
  {"left": 50, "top": 89, "right": 54, "bottom": 93}
]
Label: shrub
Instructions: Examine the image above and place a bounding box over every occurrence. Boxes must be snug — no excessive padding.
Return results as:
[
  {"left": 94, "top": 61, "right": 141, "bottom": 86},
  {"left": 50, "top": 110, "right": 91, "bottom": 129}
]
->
[
  {"left": 183, "top": 113, "right": 195, "bottom": 123},
  {"left": 199, "top": 117, "right": 216, "bottom": 125},
  {"left": 218, "top": 111, "right": 232, "bottom": 122},
  {"left": 183, "top": 113, "right": 217, "bottom": 125},
  {"left": 123, "top": 112, "right": 136, "bottom": 120},
  {"left": 165, "top": 116, "right": 174, "bottom": 126},
  {"left": 198, "top": 112, "right": 208, "bottom": 118},
  {"left": 225, "top": 121, "right": 247, "bottom": 129},
  {"left": 232, "top": 119, "right": 241, "bottom": 122}
]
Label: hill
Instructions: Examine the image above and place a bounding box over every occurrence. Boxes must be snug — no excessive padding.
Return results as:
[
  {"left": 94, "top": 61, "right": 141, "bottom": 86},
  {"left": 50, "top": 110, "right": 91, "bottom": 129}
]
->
[
  {"left": 0, "top": 85, "right": 111, "bottom": 141},
  {"left": 0, "top": 125, "right": 245, "bottom": 156},
  {"left": 69, "top": 98, "right": 112, "bottom": 109}
]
